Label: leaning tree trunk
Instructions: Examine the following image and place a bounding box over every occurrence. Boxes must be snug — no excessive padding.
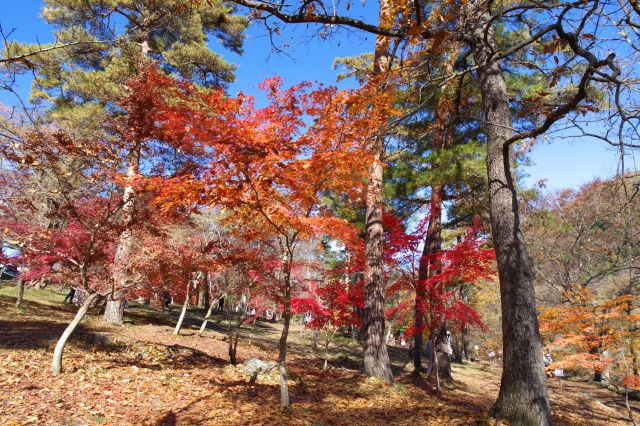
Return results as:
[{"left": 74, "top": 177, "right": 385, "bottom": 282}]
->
[
  {"left": 105, "top": 147, "right": 140, "bottom": 324},
  {"left": 52, "top": 292, "right": 99, "bottom": 374},
  {"left": 15, "top": 279, "right": 24, "bottom": 308},
  {"left": 415, "top": 188, "right": 443, "bottom": 374},
  {"left": 173, "top": 280, "right": 192, "bottom": 336},
  {"left": 198, "top": 296, "right": 219, "bottom": 337},
  {"left": 466, "top": 2, "right": 551, "bottom": 424},
  {"left": 361, "top": 0, "right": 394, "bottom": 383}
]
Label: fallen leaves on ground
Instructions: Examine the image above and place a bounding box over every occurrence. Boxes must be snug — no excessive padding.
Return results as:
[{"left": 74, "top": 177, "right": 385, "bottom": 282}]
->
[{"left": 0, "top": 295, "right": 636, "bottom": 425}]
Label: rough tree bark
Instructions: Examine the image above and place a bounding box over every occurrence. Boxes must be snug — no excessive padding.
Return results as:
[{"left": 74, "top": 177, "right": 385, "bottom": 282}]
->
[
  {"left": 52, "top": 292, "right": 99, "bottom": 374},
  {"left": 466, "top": 2, "right": 551, "bottom": 424},
  {"left": 103, "top": 299, "right": 124, "bottom": 325},
  {"left": 361, "top": 0, "right": 393, "bottom": 383},
  {"left": 105, "top": 147, "right": 140, "bottom": 324},
  {"left": 173, "top": 278, "right": 192, "bottom": 336}
]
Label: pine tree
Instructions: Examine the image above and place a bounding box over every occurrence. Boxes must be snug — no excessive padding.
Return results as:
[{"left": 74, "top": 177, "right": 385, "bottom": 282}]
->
[{"left": 20, "top": 0, "right": 246, "bottom": 324}]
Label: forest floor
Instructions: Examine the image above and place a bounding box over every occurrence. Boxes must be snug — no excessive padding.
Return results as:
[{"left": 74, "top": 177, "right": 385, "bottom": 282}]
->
[{"left": 0, "top": 283, "right": 637, "bottom": 425}]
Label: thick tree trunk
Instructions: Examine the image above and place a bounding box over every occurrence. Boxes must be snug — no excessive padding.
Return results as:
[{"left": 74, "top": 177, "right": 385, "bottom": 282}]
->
[
  {"left": 106, "top": 147, "right": 140, "bottom": 324},
  {"left": 435, "top": 326, "right": 453, "bottom": 382},
  {"left": 466, "top": 2, "right": 551, "bottom": 424},
  {"left": 278, "top": 254, "right": 293, "bottom": 409},
  {"left": 362, "top": 133, "right": 393, "bottom": 383},
  {"left": 103, "top": 300, "right": 124, "bottom": 325},
  {"left": 361, "top": 1, "right": 394, "bottom": 382},
  {"left": 52, "top": 292, "right": 98, "bottom": 374},
  {"left": 173, "top": 280, "right": 191, "bottom": 336},
  {"left": 15, "top": 279, "right": 24, "bottom": 307}
]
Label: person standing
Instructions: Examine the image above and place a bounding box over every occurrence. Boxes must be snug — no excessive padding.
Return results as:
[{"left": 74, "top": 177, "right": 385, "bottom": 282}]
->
[{"left": 64, "top": 287, "right": 76, "bottom": 303}]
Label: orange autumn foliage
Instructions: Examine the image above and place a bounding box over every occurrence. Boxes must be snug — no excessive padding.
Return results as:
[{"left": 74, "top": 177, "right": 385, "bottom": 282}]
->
[{"left": 540, "top": 286, "right": 640, "bottom": 388}]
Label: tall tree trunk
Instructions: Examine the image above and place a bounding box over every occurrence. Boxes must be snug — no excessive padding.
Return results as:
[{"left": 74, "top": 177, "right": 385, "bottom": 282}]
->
[
  {"left": 466, "top": 2, "right": 551, "bottom": 424},
  {"left": 278, "top": 251, "right": 293, "bottom": 409},
  {"left": 52, "top": 292, "right": 98, "bottom": 374},
  {"left": 173, "top": 279, "right": 191, "bottom": 336},
  {"left": 361, "top": 0, "right": 394, "bottom": 383},
  {"left": 106, "top": 147, "right": 140, "bottom": 324},
  {"left": 413, "top": 43, "right": 458, "bottom": 374},
  {"left": 15, "top": 279, "right": 24, "bottom": 307},
  {"left": 415, "top": 188, "right": 444, "bottom": 373}
]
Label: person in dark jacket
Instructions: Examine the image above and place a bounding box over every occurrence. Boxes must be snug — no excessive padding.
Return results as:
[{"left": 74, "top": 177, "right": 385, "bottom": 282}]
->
[
  {"left": 64, "top": 287, "right": 76, "bottom": 303},
  {"left": 161, "top": 291, "right": 172, "bottom": 312}
]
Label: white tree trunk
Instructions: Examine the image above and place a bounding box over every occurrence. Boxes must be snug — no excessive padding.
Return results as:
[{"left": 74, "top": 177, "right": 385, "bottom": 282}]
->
[
  {"left": 279, "top": 361, "right": 290, "bottom": 409},
  {"left": 103, "top": 299, "right": 124, "bottom": 325},
  {"left": 106, "top": 148, "right": 140, "bottom": 324},
  {"left": 198, "top": 297, "right": 218, "bottom": 337},
  {"left": 52, "top": 292, "right": 98, "bottom": 375},
  {"left": 173, "top": 281, "right": 191, "bottom": 335}
]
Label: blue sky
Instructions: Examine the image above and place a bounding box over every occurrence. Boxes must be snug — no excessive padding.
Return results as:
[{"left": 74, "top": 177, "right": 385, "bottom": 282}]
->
[{"left": 1, "top": 1, "right": 632, "bottom": 192}]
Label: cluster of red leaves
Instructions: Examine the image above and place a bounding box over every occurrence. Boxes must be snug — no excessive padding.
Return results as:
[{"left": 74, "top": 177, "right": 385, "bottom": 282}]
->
[
  {"left": 1, "top": 196, "right": 119, "bottom": 290},
  {"left": 292, "top": 278, "right": 363, "bottom": 330},
  {"left": 386, "top": 216, "right": 496, "bottom": 338}
]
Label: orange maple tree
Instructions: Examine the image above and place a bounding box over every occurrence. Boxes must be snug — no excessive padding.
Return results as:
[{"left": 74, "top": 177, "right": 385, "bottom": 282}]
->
[
  {"left": 125, "top": 65, "right": 389, "bottom": 408},
  {"left": 540, "top": 287, "right": 640, "bottom": 390}
]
